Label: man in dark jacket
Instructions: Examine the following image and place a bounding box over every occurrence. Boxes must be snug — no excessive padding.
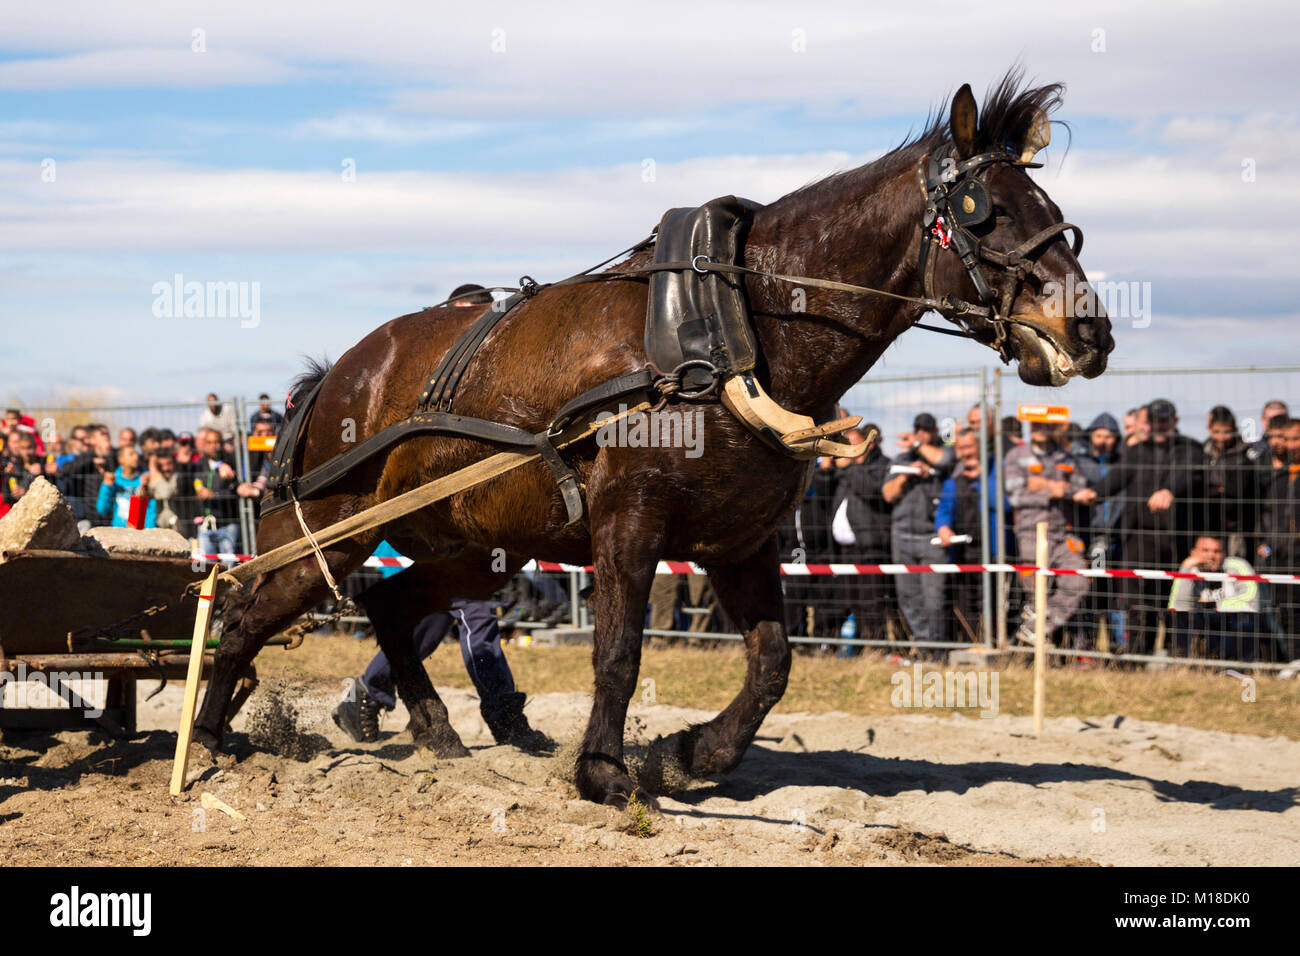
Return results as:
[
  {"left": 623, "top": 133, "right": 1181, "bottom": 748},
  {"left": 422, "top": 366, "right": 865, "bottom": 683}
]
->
[
  {"left": 778, "top": 457, "right": 839, "bottom": 638},
  {"left": 1073, "top": 412, "right": 1125, "bottom": 644},
  {"left": 1077, "top": 399, "right": 1206, "bottom": 654},
  {"left": 880, "top": 413, "right": 956, "bottom": 652},
  {"left": 1257, "top": 415, "right": 1300, "bottom": 660},
  {"left": 830, "top": 426, "right": 894, "bottom": 650},
  {"left": 181, "top": 427, "right": 242, "bottom": 554},
  {"left": 1202, "top": 405, "right": 1265, "bottom": 557}
]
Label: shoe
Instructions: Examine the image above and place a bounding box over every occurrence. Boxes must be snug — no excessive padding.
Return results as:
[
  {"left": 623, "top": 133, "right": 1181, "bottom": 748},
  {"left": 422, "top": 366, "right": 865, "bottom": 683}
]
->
[
  {"left": 332, "top": 680, "right": 385, "bottom": 743},
  {"left": 480, "top": 692, "right": 554, "bottom": 751}
]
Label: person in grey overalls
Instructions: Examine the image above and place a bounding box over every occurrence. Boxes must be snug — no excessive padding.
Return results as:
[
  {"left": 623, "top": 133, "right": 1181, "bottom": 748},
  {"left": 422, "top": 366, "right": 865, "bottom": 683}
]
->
[{"left": 1003, "top": 420, "right": 1093, "bottom": 644}]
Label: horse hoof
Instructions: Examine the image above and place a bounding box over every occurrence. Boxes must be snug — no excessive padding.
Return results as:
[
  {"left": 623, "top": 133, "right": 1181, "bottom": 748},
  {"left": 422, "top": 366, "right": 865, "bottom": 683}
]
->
[
  {"left": 193, "top": 725, "right": 222, "bottom": 755},
  {"left": 576, "top": 754, "right": 655, "bottom": 809},
  {"left": 412, "top": 729, "right": 471, "bottom": 759}
]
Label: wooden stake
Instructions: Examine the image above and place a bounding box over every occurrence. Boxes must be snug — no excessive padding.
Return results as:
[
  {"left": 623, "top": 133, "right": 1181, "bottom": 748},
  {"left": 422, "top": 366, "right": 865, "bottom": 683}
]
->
[
  {"left": 1033, "top": 520, "right": 1048, "bottom": 735},
  {"left": 170, "top": 567, "right": 218, "bottom": 795}
]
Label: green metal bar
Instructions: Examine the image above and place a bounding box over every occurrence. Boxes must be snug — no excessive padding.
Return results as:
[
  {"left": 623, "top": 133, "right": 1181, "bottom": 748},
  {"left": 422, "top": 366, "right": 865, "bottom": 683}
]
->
[{"left": 92, "top": 635, "right": 294, "bottom": 650}]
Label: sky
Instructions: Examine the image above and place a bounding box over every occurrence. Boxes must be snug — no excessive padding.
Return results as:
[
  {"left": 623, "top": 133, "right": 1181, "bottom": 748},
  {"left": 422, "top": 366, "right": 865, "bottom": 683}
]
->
[{"left": 2, "top": 0, "right": 1298, "bottom": 442}]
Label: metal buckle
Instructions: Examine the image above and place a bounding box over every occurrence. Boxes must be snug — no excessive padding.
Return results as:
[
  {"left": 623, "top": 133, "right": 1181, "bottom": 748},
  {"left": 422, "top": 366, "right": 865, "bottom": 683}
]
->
[{"left": 691, "top": 255, "right": 712, "bottom": 275}]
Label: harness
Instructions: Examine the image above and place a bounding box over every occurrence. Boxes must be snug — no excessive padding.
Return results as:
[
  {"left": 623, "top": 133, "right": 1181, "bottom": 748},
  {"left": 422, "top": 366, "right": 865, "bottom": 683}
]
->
[{"left": 263, "top": 161, "right": 1080, "bottom": 530}]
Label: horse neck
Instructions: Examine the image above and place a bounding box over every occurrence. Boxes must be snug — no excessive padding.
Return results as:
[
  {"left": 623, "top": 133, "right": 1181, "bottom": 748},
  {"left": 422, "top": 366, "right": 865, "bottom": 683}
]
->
[{"left": 743, "top": 157, "right": 926, "bottom": 415}]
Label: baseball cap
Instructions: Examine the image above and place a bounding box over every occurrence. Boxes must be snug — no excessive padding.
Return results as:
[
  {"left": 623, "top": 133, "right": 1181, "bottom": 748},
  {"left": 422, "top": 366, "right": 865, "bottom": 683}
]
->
[{"left": 1148, "top": 399, "right": 1177, "bottom": 422}]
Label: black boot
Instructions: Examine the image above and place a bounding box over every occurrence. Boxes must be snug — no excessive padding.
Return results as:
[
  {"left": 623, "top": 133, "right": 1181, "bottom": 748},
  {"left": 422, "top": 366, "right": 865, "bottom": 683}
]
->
[
  {"left": 480, "top": 692, "right": 554, "bottom": 751},
  {"left": 332, "top": 680, "right": 386, "bottom": 743}
]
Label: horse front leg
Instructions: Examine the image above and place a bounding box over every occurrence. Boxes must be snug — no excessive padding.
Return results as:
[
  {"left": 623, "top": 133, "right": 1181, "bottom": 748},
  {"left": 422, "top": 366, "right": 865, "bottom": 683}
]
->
[
  {"left": 194, "top": 542, "right": 361, "bottom": 752},
  {"left": 573, "top": 512, "right": 663, "bottom": 808},
  {"left": 643, "top": 533, "right": 790, "bottom": 786}
]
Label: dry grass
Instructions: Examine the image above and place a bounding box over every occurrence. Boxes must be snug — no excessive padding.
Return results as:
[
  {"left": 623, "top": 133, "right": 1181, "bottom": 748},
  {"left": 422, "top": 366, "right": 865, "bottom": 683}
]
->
[{"left": 257, "top": 632, "right": 1299, "bottom": 740}]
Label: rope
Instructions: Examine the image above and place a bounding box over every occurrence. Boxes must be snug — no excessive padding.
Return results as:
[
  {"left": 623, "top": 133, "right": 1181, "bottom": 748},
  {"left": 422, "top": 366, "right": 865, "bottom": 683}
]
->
[{"left": 292, "top": 491, "right": 344, "bottom": 603}]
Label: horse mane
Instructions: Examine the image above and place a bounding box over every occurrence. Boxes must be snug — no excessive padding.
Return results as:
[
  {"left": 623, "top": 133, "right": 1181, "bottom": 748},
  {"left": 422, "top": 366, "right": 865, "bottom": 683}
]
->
[
  {"left": 286, "top": 356, "right": 334, "bottom": 421},
  {"left": 775, "top": 67, "right": 1067, "bottom": 207}
]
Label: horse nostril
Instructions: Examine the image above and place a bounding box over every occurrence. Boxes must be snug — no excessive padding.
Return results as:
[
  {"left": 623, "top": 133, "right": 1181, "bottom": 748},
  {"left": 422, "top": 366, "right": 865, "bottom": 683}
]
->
[{"left": 1075, "top": 318, "right": 1098, "bottom": 345}]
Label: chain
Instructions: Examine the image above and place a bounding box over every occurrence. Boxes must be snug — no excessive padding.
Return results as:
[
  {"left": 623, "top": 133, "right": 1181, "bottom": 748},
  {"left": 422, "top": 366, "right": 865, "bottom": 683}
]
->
[
  {"left": 279, "top": 597, "right": 357, "bottom": 647},
  {"left": 68, "top": 598, "right": 179, "bottom": 648}
]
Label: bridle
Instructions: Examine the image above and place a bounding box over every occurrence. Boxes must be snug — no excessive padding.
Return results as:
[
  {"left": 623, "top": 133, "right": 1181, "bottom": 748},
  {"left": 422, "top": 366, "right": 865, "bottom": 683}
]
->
[{"left": 914, "top": 148, "right": 1084, "bottom": 362}]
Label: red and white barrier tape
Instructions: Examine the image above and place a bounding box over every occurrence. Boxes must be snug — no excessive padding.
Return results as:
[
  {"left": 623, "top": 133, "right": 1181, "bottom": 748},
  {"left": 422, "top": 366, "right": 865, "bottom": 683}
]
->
[{"left": 189, "top": 553, "right": 1300, "bottom": 584}]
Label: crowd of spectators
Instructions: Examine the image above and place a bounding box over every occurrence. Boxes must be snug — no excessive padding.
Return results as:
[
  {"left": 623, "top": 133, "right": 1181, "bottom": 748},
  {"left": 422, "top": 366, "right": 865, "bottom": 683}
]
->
[
  {"left": 778, "top": 398, "right": 1300, "bottom": 664},
  {"left": 0, "top": 394, "right": 282, "bottom": 556}
]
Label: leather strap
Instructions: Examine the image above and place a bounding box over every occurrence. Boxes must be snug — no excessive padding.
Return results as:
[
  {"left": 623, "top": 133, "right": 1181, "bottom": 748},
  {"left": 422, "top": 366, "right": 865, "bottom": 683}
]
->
[{"left": 420, "top": 292, "right": 527, "bottom": 411}]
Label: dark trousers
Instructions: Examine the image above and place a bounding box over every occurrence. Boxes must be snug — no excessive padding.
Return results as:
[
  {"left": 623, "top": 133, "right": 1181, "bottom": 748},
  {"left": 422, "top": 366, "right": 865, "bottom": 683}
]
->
[
  {"left": 950, "top": 543, "right": 984, "bottom": 641},
  {"left": 1119, "top": 531, "right": 1177, "bottom": 655},
  {"left": 360, "top": 599, "right": 514, "bottom": 710},
  {"left": 1168, "top": 611, "right": 1260, "bottom": 662},
  {"left": 833, "top": 543, "right": 894, "bottom": 654}
]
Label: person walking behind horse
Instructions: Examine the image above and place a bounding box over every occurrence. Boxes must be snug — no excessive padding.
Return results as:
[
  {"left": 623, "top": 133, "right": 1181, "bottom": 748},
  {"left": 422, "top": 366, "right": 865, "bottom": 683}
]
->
[
  {"left": 880, "top": 413, "right": 955, "bottom": 654},
  {"left": 1004, "top": 420, "right": 1092, "bottom": 647},
  {"left": 334, "top": 599, "right": 551, "bottom": 750}
]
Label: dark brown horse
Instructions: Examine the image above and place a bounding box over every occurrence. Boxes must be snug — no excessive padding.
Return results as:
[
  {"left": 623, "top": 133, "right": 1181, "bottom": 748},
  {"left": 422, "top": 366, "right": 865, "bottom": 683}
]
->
[{"left": 194, "top": 74, "right": 1113, "bottom": 806}]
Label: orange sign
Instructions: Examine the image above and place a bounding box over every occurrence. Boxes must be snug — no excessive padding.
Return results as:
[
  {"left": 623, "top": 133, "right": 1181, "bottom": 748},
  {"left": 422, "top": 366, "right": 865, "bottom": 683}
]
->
[
  {"left": 1017, "top": 404, "right": 1070, "bottom": 424},
  {"left": 248, "top": 435, "right": 276, "bottom": 452}
]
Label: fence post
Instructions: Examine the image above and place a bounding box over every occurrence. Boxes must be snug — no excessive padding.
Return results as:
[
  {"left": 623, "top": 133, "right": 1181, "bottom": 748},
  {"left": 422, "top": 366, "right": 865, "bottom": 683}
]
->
[
  {"left": 578, "top": 568, "right": 590, "bottom": 627},
  {"left": 233, "top": 397, "right": 255, "bottom": 554},
  {"left": 978, "top": 367, "right": 993, "bottom": 646},
  {"left": 993, "top": 367, "right": 1008, "bottom": 649},
  {"left": 568, "top": 569, "right": 580, "bottom": 626},
  {"left": 1033, "top": 520, "right": 1048, "bottom": 734}
]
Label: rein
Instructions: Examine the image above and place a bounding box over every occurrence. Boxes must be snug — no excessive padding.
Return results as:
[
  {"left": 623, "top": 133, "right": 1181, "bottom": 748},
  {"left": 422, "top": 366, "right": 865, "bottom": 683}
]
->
[{"left": 443, "top": 158, "right": 1084, "bottom": 364}]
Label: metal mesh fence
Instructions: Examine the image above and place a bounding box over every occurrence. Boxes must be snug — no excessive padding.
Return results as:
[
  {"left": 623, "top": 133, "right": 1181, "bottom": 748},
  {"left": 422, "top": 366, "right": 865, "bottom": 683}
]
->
[
  {"left": 13, "top": 367, "right": 1297, "bottom": 669},
  {"left": 3, "top": 399, "right": 261, "bottom": 554}
]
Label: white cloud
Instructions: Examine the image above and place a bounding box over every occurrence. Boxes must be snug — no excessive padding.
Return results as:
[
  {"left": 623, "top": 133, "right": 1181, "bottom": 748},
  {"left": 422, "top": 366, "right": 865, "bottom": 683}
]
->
[
  {"left": 2, "top": 0, "right": 1297, "bottom": 121},
  {"left": 0, "top": 48, "right": 307, "bottom": 90}
]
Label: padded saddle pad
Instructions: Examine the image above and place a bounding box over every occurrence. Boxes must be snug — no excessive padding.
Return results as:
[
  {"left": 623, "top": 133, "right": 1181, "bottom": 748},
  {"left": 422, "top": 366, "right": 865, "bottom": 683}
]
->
[{"left": 645, "top": 195, "right": 762, "bottom": 388}]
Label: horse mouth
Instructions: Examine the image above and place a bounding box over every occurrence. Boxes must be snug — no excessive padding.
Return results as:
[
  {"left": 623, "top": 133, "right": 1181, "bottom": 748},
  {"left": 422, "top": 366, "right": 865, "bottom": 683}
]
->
[{"left": 1008, "top": 325, "right": 1076, "bottom": 387}]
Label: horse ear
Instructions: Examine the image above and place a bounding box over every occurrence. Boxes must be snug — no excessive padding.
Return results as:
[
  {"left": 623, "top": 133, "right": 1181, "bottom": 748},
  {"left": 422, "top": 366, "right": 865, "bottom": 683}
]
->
[
  {"left": 1019, "top": 107, "right": 1051, "bottom": 163},
  {"left": 950, "top": 83, "right": 979, "bottom": 158}
]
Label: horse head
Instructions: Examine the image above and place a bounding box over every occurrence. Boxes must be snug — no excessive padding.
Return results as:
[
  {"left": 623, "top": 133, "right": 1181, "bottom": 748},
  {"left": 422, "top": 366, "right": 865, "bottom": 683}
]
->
[{"left": 917, "top": 78, "right": 1114, "bottom": 386}]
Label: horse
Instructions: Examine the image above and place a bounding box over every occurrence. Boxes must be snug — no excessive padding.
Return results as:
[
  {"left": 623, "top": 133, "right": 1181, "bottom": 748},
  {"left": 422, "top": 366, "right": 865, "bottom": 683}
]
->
[{"left": 193, "top": 72, "right": 1113, "bottom": 807}]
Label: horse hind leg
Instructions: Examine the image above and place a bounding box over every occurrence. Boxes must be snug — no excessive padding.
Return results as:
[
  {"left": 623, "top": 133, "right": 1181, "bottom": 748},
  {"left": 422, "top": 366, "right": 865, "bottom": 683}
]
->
[
  {"left": 356, "top": 563, "right": 474, "bottom": 758},
  {"left": 641, "top": 534, "right": 790, "bottom": 790}
]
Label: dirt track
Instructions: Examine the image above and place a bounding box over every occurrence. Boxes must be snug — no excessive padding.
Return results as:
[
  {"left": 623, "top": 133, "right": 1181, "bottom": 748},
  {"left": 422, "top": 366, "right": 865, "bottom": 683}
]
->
[{"left": 0, "top": 678, "right": 1295, "bottom": 866}]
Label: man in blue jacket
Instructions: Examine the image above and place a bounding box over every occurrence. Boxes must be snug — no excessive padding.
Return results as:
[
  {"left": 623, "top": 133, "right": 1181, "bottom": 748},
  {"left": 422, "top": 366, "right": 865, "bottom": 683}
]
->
[{"left": 934, "top": 428, "right": 1009, "bottom": 640}]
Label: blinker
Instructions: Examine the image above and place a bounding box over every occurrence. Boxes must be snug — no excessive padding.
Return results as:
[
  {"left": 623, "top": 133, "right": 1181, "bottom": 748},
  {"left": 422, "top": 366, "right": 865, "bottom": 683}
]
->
[{"left": 948, "top": 179, "right": 990, "bottom": 227}]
